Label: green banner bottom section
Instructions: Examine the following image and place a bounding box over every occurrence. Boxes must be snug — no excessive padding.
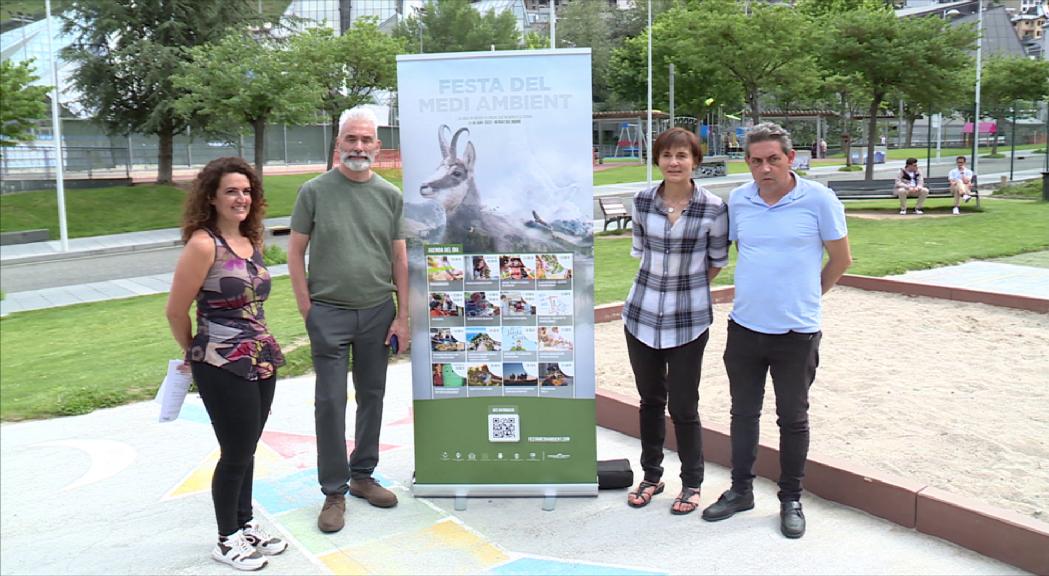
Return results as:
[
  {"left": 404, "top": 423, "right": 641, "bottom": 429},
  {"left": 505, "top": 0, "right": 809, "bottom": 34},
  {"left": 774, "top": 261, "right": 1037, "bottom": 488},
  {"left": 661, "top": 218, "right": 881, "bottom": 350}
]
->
[{"left": 413, "top": 397, "right": 597, "bottom": 486}]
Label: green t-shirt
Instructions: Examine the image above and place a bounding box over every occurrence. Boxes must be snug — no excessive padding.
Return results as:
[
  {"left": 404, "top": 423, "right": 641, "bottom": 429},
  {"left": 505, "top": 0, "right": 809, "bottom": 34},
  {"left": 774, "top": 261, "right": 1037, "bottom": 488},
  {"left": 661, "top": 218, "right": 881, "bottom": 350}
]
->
[{"left": 290, "top": 169, "right": 404, "bottom": 309}]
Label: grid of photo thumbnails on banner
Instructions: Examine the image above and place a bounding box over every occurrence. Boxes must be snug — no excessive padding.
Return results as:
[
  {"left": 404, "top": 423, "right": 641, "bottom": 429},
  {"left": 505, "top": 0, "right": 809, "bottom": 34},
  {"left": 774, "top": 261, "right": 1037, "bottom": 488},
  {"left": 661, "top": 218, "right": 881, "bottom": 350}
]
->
[{"left": 427, "top": 248, "right": 576, "bottom": 399}]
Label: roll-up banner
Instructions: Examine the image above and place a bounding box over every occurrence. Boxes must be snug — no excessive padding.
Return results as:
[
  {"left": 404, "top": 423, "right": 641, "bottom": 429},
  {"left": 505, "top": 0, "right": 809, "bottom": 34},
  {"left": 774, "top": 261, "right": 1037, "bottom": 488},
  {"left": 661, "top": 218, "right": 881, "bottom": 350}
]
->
[{"left": 398, "top": 49, "right": 597, "bottom": 497}]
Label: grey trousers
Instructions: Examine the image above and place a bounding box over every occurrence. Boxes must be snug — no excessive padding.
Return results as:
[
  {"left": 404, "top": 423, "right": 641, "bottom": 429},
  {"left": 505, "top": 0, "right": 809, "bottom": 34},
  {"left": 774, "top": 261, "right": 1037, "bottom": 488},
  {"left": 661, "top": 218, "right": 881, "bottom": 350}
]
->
[{"left": 306, "top": 298, "right": 395, "bottom": 496}]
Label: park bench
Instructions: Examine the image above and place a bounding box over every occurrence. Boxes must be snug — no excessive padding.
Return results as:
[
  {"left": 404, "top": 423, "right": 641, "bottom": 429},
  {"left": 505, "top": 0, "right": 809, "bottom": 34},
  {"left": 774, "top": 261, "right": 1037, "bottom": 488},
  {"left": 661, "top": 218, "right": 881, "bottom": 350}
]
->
[
  {"left": 826, "top": 176, "right": 980, "bottom": 207},
  {"left": 266, "top": 225, "right": 291, "bottom": 237},
  {"left": 599, "top": 197, "right": 632, "bottom": 231}
]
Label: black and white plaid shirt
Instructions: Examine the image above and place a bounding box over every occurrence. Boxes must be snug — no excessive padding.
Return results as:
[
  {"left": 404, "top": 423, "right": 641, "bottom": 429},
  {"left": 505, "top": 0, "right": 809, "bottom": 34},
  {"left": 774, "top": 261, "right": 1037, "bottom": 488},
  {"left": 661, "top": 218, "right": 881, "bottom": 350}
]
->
[{"left": 622, "top": 182, "right": 729, "bottom": 349}]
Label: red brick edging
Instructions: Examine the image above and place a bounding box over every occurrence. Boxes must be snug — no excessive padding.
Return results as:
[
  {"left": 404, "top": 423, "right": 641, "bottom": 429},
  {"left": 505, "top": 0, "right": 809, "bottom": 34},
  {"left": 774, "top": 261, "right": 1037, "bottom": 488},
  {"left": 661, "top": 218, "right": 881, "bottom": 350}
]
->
[{"left": 592, "top": 281, "right": 1049, "bottom": 573}]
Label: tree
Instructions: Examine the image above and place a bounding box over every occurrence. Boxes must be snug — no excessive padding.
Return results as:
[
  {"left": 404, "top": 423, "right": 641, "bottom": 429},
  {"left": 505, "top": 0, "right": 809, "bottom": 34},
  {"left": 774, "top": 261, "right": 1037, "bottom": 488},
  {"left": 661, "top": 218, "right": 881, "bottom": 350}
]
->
[
  {"left": 62, "top": 0, "right": 260, "bottom": 183},
  {"left": 393, "top": 0, "right": 519, "bottom": 54},
  {"left": 555, "top": 0, "right": 616, "bottom": 106},
  {"left": 978, "top": 56, "right": 1049, "bottom": 155},
  {"left": 609, "top": 17, "right": 742, "bottom": 122},
  {"left": 795, "top": 0, "right": 892, "bottom": 18},
  {"left": 173, "top": 32, "right": 323, "bottom": 178},
  {"left": 672, "top": 0, "right": 820, "bottom": 123},
  {"left": 820, "top": 73, "right": 868, "bottom": 167},
  {"left": 0, "top": 59, "right": 50, "bottom": 147},
  {"left": 822, "top": 11, "right": 976, "bottom": 179},
  {"left": 608, "top": 0, "right": 675, "bottom": 45},
  {"left": 291, "top": 22, "right": 402, "bottom": 170}
]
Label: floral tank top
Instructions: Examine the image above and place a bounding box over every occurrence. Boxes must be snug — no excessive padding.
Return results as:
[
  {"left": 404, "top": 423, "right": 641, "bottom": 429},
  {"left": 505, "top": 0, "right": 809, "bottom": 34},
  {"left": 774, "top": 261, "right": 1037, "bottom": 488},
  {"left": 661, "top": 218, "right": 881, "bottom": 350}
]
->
[{"left": 189, "top": 230, "right": 285, "bottom": 380}]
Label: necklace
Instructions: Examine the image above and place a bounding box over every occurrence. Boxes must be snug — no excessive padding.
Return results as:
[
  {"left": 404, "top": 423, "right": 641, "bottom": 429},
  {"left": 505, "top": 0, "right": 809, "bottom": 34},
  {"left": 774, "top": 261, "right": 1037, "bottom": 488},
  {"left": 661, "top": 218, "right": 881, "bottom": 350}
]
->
[{"left": 665, "top": 198, "right": 689, "bottom": 213}]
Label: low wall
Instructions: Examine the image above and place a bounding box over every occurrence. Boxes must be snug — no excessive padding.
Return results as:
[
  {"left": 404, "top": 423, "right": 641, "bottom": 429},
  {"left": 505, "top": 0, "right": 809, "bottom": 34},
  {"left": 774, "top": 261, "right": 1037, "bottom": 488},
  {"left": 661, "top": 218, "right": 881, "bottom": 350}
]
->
[{"left": 593, "top": 277, "right": 1049, "bottom": 574}]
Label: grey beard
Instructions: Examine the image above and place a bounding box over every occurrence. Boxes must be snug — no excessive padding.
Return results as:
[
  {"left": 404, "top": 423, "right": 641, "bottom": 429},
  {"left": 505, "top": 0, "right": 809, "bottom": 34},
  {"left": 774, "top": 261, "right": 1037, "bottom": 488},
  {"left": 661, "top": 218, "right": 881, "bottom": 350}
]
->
[{"left": 341, "top": 153, "right": 374, "bottom": 171}]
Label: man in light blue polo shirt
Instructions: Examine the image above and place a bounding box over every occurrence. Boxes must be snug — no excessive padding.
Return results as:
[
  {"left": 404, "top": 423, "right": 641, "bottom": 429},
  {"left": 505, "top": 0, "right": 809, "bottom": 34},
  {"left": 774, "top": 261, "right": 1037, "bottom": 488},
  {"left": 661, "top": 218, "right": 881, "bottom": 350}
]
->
[{"left": 701, "top": 123, "right": 852, "bottom": 539}]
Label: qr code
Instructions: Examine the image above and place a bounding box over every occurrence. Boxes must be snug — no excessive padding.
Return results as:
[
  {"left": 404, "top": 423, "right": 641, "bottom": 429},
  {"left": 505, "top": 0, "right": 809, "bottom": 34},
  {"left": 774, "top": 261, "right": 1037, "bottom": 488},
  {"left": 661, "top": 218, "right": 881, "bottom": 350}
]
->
[{"left": 488, "top": 414, "right": 520, "bottom": 443}]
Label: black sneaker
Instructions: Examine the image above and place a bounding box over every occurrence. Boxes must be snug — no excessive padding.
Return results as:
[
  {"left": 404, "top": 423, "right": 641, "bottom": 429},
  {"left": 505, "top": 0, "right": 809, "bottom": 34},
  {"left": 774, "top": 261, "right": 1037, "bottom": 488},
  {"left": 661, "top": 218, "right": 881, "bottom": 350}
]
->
[
  {"left": 780, "top": 501, "right": 806, "bottom": 539},
  {"left": 701, "top": 489, "right": 755, "bottom": 522}
]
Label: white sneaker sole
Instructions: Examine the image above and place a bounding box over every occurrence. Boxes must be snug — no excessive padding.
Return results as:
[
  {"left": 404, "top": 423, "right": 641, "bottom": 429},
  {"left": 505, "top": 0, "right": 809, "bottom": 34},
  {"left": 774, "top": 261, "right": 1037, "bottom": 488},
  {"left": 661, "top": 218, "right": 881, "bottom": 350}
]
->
[
  {"left": 255, "top": 541, "right": 288, "bottom": 556},
  {"left": 211, "top": 550, "right": 268, "bottom": 571}
]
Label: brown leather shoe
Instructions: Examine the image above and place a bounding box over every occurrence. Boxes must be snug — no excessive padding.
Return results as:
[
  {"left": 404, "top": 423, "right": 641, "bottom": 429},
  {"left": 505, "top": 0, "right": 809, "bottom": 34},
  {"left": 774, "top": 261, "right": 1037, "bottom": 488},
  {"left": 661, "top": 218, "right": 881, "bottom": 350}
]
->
[
  {"left": 317, "top": 493, "right": 345, "bottom": 533},
  {"left": 349, "top": 477, "right": 398, "bottom": 508}
]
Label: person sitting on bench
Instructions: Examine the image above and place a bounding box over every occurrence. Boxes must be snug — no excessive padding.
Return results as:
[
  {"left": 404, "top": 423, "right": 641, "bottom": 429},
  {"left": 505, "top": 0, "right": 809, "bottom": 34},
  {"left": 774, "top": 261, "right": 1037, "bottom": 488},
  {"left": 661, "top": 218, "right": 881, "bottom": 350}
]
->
[
  {"left": 894, "top": 157, "right": 929, "bottom": 215},
  {"left": 948, "top": 155, "right": 975, "bottom": 215}
]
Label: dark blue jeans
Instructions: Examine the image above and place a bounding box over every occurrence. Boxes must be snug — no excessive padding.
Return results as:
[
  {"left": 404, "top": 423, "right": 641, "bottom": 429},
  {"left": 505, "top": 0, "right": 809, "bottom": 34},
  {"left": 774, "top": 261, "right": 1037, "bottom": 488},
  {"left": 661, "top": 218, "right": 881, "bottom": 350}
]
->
[{"left": 723, "top": 320, "right": 821, "bottom": 502}]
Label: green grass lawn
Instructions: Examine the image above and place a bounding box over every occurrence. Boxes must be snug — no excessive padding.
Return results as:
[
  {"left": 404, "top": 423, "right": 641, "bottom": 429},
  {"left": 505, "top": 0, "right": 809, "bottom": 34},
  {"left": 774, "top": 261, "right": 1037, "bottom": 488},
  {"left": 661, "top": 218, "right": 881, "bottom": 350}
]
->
[
  {"left": 0, "top": 168, "right": 403, "bottom": 239},
  {"left": 3, "top": 197, "right": 1046, "bottom": 421},
  {"left": 0, "top": 277, "right": 312, "bottom": 421},
  {"left": 826, "top": 145, "right": 1041, "bottom": 162}
]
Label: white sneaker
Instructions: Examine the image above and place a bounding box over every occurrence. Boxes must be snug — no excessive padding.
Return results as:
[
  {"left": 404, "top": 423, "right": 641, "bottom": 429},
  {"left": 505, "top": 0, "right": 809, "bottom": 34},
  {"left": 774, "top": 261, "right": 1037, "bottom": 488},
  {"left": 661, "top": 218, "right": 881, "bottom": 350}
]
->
[
  {"left": 212, "top": 530, "right": 268, "bottom": 571},
  {"left": 243, "top": 519, "right": 288, "bottom": 556},
  {"left": 952, "top": 207, "right": 960, "bottom": 215},
  {"left": 915, "top": 209, "right": 924, "bottom": 215},
  {"left": 963, "top": 193, "right": 972, "bottom": 203},
  {"left": 899, "top": 209, "right": 907, "bottom": 215}
]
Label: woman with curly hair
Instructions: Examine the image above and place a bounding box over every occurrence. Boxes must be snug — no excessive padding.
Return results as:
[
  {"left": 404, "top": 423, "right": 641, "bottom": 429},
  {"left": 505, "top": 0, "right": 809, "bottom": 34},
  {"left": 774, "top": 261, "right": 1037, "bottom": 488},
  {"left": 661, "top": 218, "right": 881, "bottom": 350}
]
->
[{"left": 165, "top": 157, "right": 287, "bottom": 570}]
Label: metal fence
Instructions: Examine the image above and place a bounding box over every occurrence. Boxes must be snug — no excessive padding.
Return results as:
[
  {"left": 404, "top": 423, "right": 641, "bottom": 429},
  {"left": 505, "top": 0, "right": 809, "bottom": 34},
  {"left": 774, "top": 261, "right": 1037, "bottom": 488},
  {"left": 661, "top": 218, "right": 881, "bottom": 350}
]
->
[
  {"left": 0, "top": 146, "right": 131, "bottom": 180},
  {"left": 1, "top": 120, "right": 403, "bottom": 180}
]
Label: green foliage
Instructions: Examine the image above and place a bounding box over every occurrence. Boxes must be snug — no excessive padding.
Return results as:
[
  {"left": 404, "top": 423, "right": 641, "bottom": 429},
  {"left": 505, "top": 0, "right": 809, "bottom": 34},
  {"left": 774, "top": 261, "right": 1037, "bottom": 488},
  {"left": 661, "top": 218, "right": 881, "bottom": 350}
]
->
[
  {"left": 1, "top": 0, "right": 74, "bottom": 21},
  {"left": 555, "top": 0, "right": 615, "bottom": 104},
  {"left": 609, "top": 16, "right": 742, "bottom": 118},
  {"left": 795, "top": 0, "right": 892, "bottom": 18},
  {"left": 0, "top": 59, "right": 49, "bottom": 147},
  {"left": 393, "top": 0, "right": 520, "bottom": 54},
  {"left": 262, "top": 243, "right": 288, "bottom": 265},
  {"left": 62, "top": 0, "right": 261, "bottom": 183},
  {"left": 978, "top": 57, "right": 1049, "bottom": 154},
  {"left": 290, "top": 22, "right": 403, "bottom": 169},
  {"left": 821, "top": 10, "right": 976, "bottom": 179},
  {"left": 173, "top": 31, "right": 324, "bottom": 177},
  {"left": 611, "top": 0, "right": 816, "bottom": 122},
  {"left": 523, "top": 31, "right": 548, "bottom": 49}
]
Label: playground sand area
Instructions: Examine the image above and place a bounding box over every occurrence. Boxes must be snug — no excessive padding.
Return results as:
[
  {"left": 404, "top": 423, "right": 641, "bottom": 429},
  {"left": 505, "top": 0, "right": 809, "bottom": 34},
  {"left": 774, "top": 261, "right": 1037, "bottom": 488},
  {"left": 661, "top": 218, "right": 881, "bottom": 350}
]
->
[{"left": 595, "top": 286, "right": 1049, "bottom": 522}]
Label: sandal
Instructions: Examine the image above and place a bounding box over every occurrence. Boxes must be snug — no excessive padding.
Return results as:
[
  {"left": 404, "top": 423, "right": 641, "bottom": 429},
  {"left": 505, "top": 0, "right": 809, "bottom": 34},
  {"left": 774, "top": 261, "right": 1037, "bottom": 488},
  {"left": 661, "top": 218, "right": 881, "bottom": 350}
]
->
[
  {"left": 671, "top": 487, "right": 701, "bottom": 516},
  {"left": 627, "top": 480, "right": 664, "bottom": 508}
]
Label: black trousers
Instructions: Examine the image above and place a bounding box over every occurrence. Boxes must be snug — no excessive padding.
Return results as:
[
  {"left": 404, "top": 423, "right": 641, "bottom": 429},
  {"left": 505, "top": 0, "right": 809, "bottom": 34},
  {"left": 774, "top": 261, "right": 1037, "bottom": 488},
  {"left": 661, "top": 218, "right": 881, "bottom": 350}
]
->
[
  {"left": 625, "top": 328, "right": 709, "bottom": 488},
  {"left": 723, "top": 320, "right": 821, "bottom": 502},
  {"left": 192, "top": 362, "right": 276, "bottom": 536}
]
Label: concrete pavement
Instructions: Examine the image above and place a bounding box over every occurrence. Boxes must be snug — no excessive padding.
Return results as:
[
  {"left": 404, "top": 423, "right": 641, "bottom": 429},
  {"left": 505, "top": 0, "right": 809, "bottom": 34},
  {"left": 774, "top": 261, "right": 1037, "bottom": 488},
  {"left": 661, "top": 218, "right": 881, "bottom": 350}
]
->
[{"left": 0, "top": 362, "right": 1024, "bottom": 575}]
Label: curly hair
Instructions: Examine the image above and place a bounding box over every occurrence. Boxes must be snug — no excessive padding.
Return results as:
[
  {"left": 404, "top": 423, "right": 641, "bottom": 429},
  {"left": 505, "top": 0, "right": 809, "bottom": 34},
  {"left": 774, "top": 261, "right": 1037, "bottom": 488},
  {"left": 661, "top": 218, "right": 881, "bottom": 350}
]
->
[{"left": 181, "top": 157, "right": 266, "bottom": 246}]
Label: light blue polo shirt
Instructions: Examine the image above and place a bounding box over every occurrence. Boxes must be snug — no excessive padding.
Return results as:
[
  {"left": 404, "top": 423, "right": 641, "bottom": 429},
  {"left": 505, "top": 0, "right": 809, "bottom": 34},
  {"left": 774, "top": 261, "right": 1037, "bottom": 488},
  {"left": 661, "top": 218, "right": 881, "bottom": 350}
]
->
[{"left": 728, "top": 173, "right": 847, "bottom": 334}]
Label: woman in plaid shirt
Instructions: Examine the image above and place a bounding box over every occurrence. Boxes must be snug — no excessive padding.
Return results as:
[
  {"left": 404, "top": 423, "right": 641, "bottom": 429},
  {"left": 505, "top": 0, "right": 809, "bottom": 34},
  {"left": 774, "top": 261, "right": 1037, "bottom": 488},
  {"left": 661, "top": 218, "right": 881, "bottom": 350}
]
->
[{"left": 622, "top": 128, "right": 730, "bottom": 515}]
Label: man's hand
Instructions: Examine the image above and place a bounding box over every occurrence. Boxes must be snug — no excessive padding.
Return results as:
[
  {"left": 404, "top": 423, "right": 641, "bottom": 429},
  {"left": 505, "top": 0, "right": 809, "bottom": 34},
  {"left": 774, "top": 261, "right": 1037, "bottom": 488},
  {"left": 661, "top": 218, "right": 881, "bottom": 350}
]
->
[
  {"left": 298, "top": 301, "right": 311, "bottom": 322},
  {"left": 386, "top": 316, "right": 410, "bottom": 353}
]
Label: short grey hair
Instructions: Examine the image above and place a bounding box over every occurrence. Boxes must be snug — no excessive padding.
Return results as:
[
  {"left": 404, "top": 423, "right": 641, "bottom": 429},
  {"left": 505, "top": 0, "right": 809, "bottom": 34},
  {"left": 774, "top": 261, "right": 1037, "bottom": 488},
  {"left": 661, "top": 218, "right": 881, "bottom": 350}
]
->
[
  {"left": 744, "top": 122, "right": 793, "bottom": 157},
  {"left": 338, "top": 107, "right": 379, "bottom": 137}
]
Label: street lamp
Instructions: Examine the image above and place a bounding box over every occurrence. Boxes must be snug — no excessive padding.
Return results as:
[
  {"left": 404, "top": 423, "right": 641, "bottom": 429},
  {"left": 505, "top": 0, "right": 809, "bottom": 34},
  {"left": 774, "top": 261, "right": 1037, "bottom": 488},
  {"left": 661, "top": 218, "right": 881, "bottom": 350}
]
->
[
  {"left": 972, "top": 0, "right": 984, "bottom": 179},
  {"left": 44, "top": 0, "right": 69, "bottom": 251}
]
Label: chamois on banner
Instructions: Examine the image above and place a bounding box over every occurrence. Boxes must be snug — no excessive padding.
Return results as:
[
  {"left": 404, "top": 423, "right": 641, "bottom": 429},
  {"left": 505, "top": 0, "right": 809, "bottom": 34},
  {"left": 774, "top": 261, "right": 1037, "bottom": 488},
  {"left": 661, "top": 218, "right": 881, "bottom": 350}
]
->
[{"left": 411, "top": 125, "right": 589, "bottom": 253}]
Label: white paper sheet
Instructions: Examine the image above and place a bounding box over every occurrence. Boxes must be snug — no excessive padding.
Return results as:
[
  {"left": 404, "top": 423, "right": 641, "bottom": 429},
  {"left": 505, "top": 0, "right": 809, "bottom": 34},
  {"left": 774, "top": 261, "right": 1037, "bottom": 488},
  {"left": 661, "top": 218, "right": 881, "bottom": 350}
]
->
[{"left": 155, "top": 359, "right": 192, "bottom": 423}]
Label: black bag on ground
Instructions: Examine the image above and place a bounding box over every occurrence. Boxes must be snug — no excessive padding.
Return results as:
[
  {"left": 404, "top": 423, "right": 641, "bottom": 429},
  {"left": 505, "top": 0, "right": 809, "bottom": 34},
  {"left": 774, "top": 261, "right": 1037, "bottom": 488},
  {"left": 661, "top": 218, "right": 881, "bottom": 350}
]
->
[{"left": 597, "top": 458, "right": 633, "bottom": 489}]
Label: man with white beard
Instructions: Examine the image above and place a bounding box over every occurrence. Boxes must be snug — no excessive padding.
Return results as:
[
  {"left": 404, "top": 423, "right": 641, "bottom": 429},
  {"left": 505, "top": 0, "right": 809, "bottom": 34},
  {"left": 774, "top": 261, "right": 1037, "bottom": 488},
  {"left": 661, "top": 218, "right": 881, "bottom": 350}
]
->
[{"left": 288, "top": 107, "right": 410, "bottom": 533}]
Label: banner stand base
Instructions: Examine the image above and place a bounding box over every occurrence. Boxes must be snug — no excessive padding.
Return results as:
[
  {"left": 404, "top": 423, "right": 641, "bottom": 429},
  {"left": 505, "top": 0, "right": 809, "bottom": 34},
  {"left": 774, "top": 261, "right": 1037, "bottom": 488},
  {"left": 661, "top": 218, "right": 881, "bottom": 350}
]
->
[{"left": 412, "top": 482, "right": 598, "bottom": 499}]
